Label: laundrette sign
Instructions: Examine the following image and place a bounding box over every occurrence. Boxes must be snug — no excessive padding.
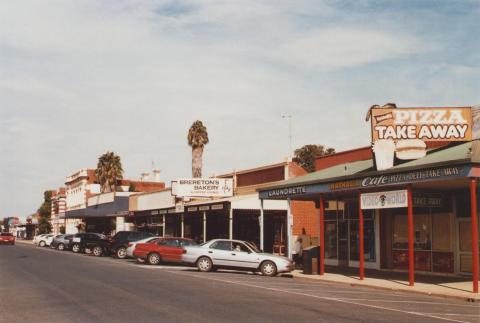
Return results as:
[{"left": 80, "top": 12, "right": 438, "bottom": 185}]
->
[{"left": 361, "top": 190, "right": 408, "bottom": 210}]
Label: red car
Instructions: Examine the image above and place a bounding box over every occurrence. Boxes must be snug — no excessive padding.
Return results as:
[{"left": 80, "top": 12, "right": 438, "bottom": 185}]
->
[
  {"left": 0, "top": 232, "right": 15, "bottom": 245},
  {"left": 134, "top": 237, "right": 197, "bottom": 265}
]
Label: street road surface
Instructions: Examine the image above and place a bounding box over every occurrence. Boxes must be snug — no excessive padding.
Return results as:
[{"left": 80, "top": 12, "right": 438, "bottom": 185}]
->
[{"left": 1, "top": 243, "right": 478, "bottom": 323}]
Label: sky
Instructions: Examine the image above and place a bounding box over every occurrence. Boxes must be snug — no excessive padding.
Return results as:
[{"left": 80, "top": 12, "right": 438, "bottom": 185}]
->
[{"left": 1, "top": 0, "right": 479, "bottom": 219}]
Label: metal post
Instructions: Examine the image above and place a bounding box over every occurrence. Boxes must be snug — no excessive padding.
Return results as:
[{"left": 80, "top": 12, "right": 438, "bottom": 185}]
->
[
  {"left": 319, "top": 197, "right": 325, "bottom": 275},
  {"left": 181, "top": 213, "right": 184, "bottom": 238},
  {"left": 287, "top": 197, "right": 293, "bottom": 260},
  {"left": 470, "top": 179, "right": 479, "bottom": 293},
  {"left": 358, "top": 192, "right": 365, "bottom": 280},
  {"left": 229, "top": 207, "right": 233, "bottom": 240},
  {"left": 162, "top": 215, "right": 166, "bottom": 237},
  {"left": 407, "top": 186, "right": 415, "bottom": 286},
  {"left": 260, "top": 199, "right": 264, "bottom": 251},
  {"left": 203, "top": 211, "right": 207, "bottom": 243}
]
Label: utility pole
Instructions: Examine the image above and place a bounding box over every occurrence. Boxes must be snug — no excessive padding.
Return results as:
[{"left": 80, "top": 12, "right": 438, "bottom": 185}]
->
[{"left": 282, "top": 115, "right": 292, "bottom": 159}]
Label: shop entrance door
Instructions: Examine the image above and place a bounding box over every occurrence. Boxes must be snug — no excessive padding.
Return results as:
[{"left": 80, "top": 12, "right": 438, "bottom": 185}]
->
[{"left": 338, "top": 219, "right": 349, "bottom": 266}]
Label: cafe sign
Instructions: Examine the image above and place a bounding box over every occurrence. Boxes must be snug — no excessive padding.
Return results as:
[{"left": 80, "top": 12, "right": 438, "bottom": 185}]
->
[
  {"left": 173, "top": 178, "right": 233, "bottom": 198},
  {"left": 371, "top": 107, "right": 472, "bottom": 142},
  {"left": 361, "top": 190, "right": 408, "bottom": 210}
]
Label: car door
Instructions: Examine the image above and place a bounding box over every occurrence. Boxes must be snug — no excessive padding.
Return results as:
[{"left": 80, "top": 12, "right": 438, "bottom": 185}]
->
[
  {"left": 159, "top": 239, "right": 179, "bottom": 262},
  {"left": 230, "top": 242, "right": 261, "bottom": 269},
  {"left": 208, "top": 241, "right": 233, "bottom": 267}
]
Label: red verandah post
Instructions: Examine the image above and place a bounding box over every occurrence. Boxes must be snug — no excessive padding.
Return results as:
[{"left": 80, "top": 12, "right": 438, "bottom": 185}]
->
[
  {"left": 471, "top": 178, "right": 479, "bottom": 293},
  {"left": 358, "top": 192, "right": 365, "bottom": 280},
  {"left": 319, "top": 197, "right": 325, "bottom": 275},
  {"left": 407, "top": 185, "right": 415, "bottom": 286}
]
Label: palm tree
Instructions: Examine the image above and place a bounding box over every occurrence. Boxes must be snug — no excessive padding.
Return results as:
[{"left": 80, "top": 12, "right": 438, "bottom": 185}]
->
[
  {"left": 187, "top": 120, "right": 209, "bottom": 178},
  {"left": 95, "top": 151, "right": 124, "bottom": 193}
]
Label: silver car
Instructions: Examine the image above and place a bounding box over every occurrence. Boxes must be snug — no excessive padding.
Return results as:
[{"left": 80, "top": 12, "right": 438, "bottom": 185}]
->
[{"left": 182, "top": 239, "right": 294, "bottom": 276}]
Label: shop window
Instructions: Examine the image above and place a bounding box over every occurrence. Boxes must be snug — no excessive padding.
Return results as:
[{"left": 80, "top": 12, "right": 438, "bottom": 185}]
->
[
  {"left": 459, "top": 221, "right": 472, "bottom": 252},
  {"left": 325, "top": 221, "right": 337, "bottom": 259},
  {"left": 432, "top": 213, "right": 452, "bottom": 251},
  {"left": 349, "top": 217, "right": 376, "bottom": 262},
  {"left": 414, "top": 214, "right": 431, "bottom": 251},
  {"left": 393, "top": 214, "right": 408, "bottom": 250}
]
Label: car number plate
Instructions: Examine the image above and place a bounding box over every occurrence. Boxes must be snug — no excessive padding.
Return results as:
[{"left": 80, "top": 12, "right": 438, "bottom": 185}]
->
[{"left": 73, "top": 237, "right": 81, "bottom": 242}]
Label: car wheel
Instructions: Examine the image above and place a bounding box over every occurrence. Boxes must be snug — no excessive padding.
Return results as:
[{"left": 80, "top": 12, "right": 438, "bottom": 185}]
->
[
  {"left": 137, "top": 258, "right": 145, "bottom": 263},
  {"left": 260, "top": 261, "right": 277, "bottom": 277},
  {"left": 147, "top": 253, "right": 161, "bottom": 265},
  {"left": 116, "top": 247, "right": 127, "bottom": 259},
  {"left": 92, "top": 246, "right": 103, "bottom": 257},
  {"left": 197, "top": 256, "right": 213, "bottom": 272},
  {"left": 72, "top": 244, "right": 81, "bottom": 253},
  {"left": 84, "top": 247, "right": 92, "bottom": 255},
  {"left": 39, "top": 241, "right": 46, "bottom": 247},
  {"left": 57, "top": 243, "right": 65, "bottom": 251}
]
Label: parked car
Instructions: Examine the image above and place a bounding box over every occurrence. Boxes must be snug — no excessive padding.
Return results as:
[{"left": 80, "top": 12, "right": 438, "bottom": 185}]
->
[
  {"left": 0, "top": 232, "right": 15, "bottom": 245},
  {"left": 69, "top": 233, "right": 108, "bottom": 254},
  {"left": 134, "top": 237, "right": 197, "bottom": 265},
  {"left": 37, "top": 234, "right": 55, "bottom": 247},
  {"left": 50, "top": 234, "right": 74, "bottom": 251},
  {"left": 182, "top": 239, "right": 294, "bottom": 276},
  {"left": 107, "top": 231, "right": 154, "bottom": 259},
  {"left": 126, "top": 236, "right": 160, "bottom": 259},
  {"left": 33, "top": 234, "right": 48, "bottom": 245}
]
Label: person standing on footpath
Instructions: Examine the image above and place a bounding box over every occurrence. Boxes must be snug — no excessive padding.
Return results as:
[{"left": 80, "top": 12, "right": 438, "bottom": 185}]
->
[{"left": 293, "top": 237, "right": 303, "bottom": 269}]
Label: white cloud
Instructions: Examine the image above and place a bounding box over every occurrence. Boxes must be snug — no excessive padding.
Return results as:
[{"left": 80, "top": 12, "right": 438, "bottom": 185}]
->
[{"left": 0, "top": 1, "right": 478, "bottom": 218}]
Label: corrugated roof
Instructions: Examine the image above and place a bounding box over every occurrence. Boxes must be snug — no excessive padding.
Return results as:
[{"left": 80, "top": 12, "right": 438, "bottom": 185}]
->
[{"left": 259, "top": 142, "right": 472, "bottom": 190}]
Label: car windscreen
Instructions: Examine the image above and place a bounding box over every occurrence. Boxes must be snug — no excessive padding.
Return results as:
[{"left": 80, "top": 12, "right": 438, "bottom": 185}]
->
[{"left": 244, "top": 241, "right": 260, "bottom": 253}]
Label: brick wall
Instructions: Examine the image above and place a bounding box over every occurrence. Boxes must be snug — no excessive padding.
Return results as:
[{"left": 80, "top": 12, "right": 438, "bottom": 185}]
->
[{"left": 291, "top": 200, "right": 318, "bottom": 238}]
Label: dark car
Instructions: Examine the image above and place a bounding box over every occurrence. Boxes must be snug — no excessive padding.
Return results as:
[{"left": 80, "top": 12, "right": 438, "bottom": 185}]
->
[
  {"left": 69, "top": 233, "right": 108, "bottom": 254},
  {"left": 107, "top": 231, "right": 154, "bottom": 259},
  {"left": 50, "top": 234, "right": 74, "bottom": 251}
]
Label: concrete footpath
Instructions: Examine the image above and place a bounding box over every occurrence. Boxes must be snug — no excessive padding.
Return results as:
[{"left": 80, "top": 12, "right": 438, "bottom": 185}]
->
[{"left": 292, "top": 269, "right": 480, "bottom": 302}]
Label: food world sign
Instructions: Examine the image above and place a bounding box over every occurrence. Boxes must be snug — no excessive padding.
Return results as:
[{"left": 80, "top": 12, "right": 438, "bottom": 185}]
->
[
  {"left": 174, "top": 178, "right": 233, "bottom": 198},
  {"left": 371, "top": 107, "right": 472, "bottom": 142},
  {"left": 361, "top": 190, "right": 408, "bottom": 210}
]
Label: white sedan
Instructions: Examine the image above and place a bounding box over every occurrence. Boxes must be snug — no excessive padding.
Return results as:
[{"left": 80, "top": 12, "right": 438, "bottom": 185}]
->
[
  {"left": 126, "top": 236, "right": 160, "bottom": 258},
  {"left": 182, "top": 239, "right": 294, "bottom": 276},
  {"left": 36, "top": 234, "right": 56, "bottom": 247}
]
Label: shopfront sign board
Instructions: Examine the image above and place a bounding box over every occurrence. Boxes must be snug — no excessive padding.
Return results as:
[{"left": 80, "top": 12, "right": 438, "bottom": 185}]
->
[
  {"left": 361, "top": 190, "right": 408, "bottom": 210},
  {"left": 173, "top": 178, "right": 233, "bottom": 198},
  {"left": 371, "top": 107, "right": 472, "bottom": 142}
]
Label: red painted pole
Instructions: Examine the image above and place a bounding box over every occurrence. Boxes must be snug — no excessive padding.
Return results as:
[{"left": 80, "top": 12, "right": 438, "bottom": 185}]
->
[
  {"left": 358, "top": 192, "right": 365, "bottom": 280},
  {"left": 470, "top": 179, "right": 479, "bottom": 293},
  {"left": 319, "top": 197, "right": 325, "bottom": 275},
  {"left": 407, "top": 186, "right": 415, "bottom": 286}
]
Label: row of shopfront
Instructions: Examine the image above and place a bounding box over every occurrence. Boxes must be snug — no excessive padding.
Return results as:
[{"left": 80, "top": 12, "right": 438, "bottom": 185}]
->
[{"left": 258, "top": 141, "right": 480, "bottom": 293}]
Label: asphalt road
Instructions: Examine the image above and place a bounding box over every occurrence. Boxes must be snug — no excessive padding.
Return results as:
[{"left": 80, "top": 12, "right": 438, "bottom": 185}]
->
[{"left": 0, "top": 243, "right": 478, "bottom": 323}]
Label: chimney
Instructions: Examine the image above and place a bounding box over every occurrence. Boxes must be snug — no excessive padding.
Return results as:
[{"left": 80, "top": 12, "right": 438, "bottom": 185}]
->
[
  {"left": 140, "top": 172, "right": 150, "bottom": 182},
  {"left": 152, "top": 169, "right": 161, "bottom": 182}
]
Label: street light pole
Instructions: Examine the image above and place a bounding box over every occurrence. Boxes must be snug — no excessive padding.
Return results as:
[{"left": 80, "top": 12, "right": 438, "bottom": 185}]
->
[{"left": 282, "top": 115, "right": 292, "bottom": 159}]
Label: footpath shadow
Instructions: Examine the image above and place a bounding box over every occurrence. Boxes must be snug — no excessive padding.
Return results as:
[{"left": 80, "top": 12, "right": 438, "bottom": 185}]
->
[{"left": 323, "top": 265, "right": 472, "bottom": 292}]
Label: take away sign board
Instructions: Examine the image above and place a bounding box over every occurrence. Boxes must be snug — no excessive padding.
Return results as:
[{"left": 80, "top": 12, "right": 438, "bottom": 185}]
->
[
  {"left": 173, "top": 178, "right": 234, "bottom": 198},
  {"left": 371, "top": 107, "right": 472, "bottom": 142}
]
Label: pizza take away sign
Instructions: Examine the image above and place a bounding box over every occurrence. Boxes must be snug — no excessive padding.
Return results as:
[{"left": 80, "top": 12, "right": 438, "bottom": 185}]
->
[{"left": 370, "top": 107, "right": 472, "bottom": 142}]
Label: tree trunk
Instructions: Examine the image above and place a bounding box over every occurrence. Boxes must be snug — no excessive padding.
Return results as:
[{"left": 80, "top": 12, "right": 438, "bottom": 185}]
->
[{"left": 192, "top": 146, "right": 203, "bottom": 178}]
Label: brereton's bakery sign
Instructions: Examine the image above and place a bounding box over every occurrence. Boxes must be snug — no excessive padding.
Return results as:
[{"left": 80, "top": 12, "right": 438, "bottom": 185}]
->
[{"left": 371, "top": 107, "right": 472, "bottom": 142}]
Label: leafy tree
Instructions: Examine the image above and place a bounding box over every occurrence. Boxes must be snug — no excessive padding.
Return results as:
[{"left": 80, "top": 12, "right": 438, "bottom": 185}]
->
[
  {"left": 59, "top": 226, "right": 66, "bottom": 234},
  {"left": 293, "top": 144, "right": 335, "bottom": 173},
  {"left": 37, "top": 191, "right": 53, "bottom": 234},
  {"left": 187, "top": 120, "right": 209, "bottom": 178},
  {"left": 95, "top": 151, "right": 124, "bottom": 193}
]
